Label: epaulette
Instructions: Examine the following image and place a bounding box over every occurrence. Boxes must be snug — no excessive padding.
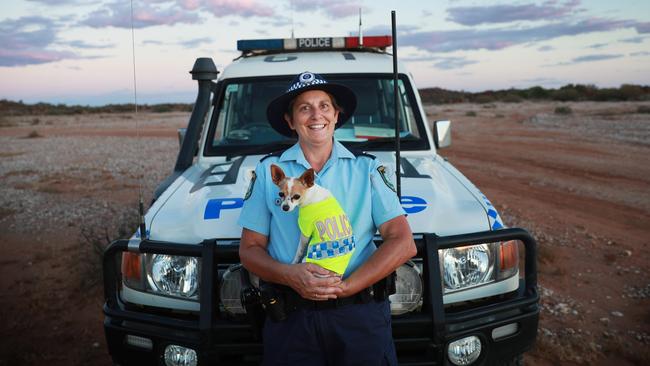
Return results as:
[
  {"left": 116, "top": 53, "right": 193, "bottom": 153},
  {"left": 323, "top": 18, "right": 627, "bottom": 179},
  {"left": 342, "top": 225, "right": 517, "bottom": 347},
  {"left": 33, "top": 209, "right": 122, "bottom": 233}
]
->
[
  {"left": 260, "top": 149, "right": 286, "bottom": 162},
  {"left": 349, "top": 149, "right": 376, "bottom": 160}
]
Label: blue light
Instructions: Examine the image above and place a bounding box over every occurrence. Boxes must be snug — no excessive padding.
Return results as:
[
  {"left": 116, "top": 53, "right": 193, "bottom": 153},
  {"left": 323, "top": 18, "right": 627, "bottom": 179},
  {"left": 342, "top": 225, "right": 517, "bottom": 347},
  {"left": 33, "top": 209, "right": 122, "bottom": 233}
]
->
[{"left": 237, "top": 39, "right": 284, "bottom": 51}]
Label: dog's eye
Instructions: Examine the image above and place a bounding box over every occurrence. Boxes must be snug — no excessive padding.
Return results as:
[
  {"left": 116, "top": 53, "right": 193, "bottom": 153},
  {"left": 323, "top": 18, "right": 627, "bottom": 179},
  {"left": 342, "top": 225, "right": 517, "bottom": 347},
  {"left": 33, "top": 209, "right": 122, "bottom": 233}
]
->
[
  {"left": 292, "top": 194, "right": 300, "bottom": 200},
  {"left": 278, "top": 192, "right": 284, "bottom": 198}
]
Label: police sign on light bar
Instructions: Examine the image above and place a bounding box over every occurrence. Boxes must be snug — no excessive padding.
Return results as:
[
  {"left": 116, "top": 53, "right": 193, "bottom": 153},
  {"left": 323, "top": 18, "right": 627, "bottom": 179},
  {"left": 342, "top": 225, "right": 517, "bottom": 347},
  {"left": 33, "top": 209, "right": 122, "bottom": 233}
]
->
[{"left": 237, "top": 36, "right": 392, "bottom": 52}]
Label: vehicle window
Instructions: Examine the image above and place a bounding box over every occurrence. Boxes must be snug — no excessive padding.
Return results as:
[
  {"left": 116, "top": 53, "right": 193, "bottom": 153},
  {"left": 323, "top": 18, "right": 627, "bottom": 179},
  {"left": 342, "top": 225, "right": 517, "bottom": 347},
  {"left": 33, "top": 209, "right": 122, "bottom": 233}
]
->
[{"left": 207, "top": 75, "right": 428, "bottom": 155}]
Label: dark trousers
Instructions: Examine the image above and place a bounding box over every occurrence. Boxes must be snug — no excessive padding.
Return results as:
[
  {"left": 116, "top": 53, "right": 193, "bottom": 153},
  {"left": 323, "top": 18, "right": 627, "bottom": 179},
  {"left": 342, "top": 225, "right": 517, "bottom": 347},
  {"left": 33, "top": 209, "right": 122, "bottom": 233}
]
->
[{"left": 262, "top": 299, "right": 397, "bottom": 366}]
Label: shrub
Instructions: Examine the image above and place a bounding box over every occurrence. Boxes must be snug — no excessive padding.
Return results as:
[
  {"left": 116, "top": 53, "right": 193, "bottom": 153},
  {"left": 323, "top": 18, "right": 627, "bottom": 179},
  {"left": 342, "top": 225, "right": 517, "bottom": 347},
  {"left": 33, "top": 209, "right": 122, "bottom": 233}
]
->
[
  {"left": 554, "top": 106, "right": 573, "bottom": 115},
  {"left": 526, "top": 86, "right": 550, "bottom": 99},
  {"left": 152, "top": 104, "right": 173, "bottom": 113},
  {"left": 620, "top": 84, "right": 644, "bottom": 101},
  {"left": 465, "top": 111, "right": 477, "bottom": 117},
  {"left": 26, "top": 130, "right": 43, "bottom": 138},
  {"left": 502, "top": 94, "right": 523, "bottom": 103},
  {"left": 79, "top": 208, "right": 139, "bottom": 289},
  {"left": 637, "top": 105, "right": 650, "bottom": 114},
  {"left": 552, "top": 89, "right": 580, "bottom": 102},
  {"left": 0, "top": 116, "right": 15, "bottom": 127},
  {"left": 474, "top": 95, "right": 495, "bottom": 104}
]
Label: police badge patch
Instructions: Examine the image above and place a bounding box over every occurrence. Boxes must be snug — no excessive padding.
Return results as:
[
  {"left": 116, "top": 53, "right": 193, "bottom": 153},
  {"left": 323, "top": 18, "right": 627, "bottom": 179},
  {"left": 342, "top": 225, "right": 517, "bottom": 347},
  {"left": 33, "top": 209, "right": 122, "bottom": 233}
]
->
[
  {"left": 377, "top": 165, "right": 396, "bottom": 193},
  {"left": 243, "top": 171, "right": 256, "bottom": 200}
]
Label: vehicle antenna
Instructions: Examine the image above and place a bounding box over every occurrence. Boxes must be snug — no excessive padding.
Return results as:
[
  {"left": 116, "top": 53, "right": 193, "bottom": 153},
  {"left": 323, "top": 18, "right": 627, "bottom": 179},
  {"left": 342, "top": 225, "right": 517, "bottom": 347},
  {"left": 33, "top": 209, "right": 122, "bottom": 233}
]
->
[
  {"left": 358, "top": 8, "right": 363, "bottom": 47},
  {"left": 130, "top": 0, "right": 147, "bottom": 240},
  {"left": 391, "top": 10, "right": 402, "bottom": 198},
  {"left": 290, "top": 0, "right": 295, "bottom": 38}
]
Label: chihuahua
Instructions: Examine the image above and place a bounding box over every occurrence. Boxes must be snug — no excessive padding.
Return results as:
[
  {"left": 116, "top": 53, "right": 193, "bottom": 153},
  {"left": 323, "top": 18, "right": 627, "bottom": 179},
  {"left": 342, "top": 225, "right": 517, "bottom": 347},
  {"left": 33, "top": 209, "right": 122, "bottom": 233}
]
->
[{"left": 270, "top": 164, "right": 355, "bottom": 277}]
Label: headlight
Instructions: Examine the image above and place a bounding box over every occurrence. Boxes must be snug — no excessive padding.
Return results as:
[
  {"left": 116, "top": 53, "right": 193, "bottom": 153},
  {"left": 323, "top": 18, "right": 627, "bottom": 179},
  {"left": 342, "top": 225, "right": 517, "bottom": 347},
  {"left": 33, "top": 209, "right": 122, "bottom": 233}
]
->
[
  {"left": 145, "top": 254, "right": 200, "bottom": 299},
  {"left": 389, "top": 261, "right": 423, "bottom": 315},
  {"left": 440, "top": 241, "right": 520, "bottom": 293},
  {"left": 441, "top": 244, "right": 495, "bottom": 293},
  {"left": 220, "top": 264, "right": 246, "bottom": 315},
  {"left": 448, "top": 336, "right": 482, "bottom": 365}
]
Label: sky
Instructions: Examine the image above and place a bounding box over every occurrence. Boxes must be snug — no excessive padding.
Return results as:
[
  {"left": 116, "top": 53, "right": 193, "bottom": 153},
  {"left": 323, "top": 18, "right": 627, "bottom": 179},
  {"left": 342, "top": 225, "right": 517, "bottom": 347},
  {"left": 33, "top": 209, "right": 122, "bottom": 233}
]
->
[{"left": 1, "top": 0, "right": 649, "bottom": 105}]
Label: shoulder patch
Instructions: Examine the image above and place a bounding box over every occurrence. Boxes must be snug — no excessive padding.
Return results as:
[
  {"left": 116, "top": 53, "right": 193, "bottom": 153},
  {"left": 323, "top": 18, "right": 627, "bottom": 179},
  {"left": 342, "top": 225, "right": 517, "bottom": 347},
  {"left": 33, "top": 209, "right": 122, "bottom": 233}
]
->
[
  {"left": 377, "top": 165, "right": 396, "bottom": 193},
  {"left": 349, "top": 149, "right": 376, "bottom": 159},
  {"left": 260, "top": 148, "right": 286, "bottom": 162},
  {"left": 243, "top": 171, "right": 256, "bottom": 200},
  {"left": 260, "top": 151, "right": 282, "bottom": 162}
]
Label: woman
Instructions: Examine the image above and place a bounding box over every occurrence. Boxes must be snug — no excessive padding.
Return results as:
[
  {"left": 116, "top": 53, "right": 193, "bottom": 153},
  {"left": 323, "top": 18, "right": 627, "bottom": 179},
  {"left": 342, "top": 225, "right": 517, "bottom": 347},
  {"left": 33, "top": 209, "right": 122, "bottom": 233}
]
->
[{"left": 238, "top": 71, "right": 416, "bottom": 365}]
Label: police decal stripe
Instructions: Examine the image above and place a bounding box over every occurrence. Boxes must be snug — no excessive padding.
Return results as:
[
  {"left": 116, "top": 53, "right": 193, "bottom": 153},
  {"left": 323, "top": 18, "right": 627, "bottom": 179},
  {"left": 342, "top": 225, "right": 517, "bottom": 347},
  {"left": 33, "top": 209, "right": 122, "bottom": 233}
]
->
[
  {"left": 481, "top": 194, "right": 504, "bottom": 230},
  {"left": 307, "top": 236, "right": 355, "bottom": 260}
]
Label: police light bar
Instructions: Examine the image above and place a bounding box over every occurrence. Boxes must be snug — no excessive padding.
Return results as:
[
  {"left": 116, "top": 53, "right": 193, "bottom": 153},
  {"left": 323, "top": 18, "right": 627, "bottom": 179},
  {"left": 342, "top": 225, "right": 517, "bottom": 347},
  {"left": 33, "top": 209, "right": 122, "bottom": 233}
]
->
[{"left": 237, "top": 36, "right": 392, "bottom": 52}]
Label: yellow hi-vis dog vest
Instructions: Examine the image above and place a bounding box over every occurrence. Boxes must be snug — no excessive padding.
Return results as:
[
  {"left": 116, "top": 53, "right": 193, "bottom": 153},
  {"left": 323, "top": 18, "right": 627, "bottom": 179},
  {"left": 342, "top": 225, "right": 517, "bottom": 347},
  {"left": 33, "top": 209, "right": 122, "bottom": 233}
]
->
[{"left": 297, "top": 196, "right": 355, "bottom": 275}]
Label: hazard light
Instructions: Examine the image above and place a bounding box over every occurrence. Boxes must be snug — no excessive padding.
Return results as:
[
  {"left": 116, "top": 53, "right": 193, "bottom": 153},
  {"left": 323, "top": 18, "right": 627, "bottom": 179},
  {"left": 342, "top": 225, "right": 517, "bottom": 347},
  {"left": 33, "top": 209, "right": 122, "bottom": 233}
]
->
[{"left": 237, "top": 36, "right": 392, "bottom": 52}]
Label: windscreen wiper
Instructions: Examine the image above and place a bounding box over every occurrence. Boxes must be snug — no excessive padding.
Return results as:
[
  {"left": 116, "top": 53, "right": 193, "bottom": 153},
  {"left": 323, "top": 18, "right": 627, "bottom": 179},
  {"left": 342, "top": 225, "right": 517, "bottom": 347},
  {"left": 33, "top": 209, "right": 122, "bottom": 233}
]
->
[
  {"left": 225, "top": 141, "right": 295, "bottom": 160},
  {"left": 346, "top": 137, "right": 400, "bottom": 151}
]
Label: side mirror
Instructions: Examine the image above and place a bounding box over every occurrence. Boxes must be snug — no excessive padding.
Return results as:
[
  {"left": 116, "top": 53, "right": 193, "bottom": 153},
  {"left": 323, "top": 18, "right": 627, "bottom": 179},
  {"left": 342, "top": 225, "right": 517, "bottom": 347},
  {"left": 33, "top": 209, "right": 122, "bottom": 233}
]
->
[
  {"left": 178, "top": 128, "right": 187, "bottom": 147},
  {"left": 434, "top": 120, "right": 451, "bottom": 148}
]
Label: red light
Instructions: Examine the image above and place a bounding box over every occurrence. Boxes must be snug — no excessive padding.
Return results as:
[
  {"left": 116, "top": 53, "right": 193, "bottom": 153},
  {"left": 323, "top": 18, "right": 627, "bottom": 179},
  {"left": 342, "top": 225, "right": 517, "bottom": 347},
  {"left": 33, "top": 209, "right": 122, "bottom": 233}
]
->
[{"left": 345, "top": 35, "right": 392, "bottom": 48}]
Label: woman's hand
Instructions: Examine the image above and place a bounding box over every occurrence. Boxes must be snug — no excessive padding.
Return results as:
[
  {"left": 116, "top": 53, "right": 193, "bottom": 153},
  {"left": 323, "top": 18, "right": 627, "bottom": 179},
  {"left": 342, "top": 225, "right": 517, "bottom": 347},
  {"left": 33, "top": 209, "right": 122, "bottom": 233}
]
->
[{"left": 286, "top": 263, "right": 342, "bottom": 301}]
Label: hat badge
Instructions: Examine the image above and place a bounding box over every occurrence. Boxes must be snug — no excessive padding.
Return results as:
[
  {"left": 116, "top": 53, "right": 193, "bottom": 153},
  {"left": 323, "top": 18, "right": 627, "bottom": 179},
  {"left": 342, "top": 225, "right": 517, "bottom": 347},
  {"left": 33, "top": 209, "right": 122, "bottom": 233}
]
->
[{"left": 298, "top": 72, "right": 315, "bottom": 84}]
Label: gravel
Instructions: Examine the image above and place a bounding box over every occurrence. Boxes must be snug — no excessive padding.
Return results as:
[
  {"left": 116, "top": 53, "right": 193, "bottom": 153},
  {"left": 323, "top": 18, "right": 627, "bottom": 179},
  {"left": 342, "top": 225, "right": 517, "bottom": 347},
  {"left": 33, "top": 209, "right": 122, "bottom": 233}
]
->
[
  {"left": 0, "top": 113, "right": 185, "bottom": 235},
  {"left": 525, "top": 102, "right": 650, "bottom": 146}
]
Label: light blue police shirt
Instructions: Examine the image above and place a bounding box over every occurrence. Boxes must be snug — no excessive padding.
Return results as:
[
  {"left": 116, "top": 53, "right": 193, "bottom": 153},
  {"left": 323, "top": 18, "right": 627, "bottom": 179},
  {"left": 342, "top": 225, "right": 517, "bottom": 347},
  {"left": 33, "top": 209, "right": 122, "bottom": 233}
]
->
[{"left": 237, "top": 139, "right": 406, "bottom": 277}]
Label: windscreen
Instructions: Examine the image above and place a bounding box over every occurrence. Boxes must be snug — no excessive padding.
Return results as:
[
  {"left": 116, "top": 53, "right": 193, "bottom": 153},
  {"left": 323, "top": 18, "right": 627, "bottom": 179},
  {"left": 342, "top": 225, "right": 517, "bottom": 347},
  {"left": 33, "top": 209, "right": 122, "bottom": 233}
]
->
[{"left": 206, "top": 75, "right": 428, "bottom": 155}]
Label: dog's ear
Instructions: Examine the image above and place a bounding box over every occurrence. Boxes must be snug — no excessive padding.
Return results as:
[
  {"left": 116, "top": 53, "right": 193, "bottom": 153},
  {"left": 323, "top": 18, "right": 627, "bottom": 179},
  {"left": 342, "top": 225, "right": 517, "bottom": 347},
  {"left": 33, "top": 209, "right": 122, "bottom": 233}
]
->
[
  {"left": 270, "top": 164, "right": 285, "bottom": 185},
  {"left": 300, "top": 168, "right": 315, "bottom": 188}
]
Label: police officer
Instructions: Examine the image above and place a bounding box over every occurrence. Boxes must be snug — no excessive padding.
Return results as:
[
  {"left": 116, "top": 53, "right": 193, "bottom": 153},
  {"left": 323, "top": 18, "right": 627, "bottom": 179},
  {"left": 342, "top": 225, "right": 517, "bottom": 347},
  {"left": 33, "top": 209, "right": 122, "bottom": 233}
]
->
[{"left": 238, "top": 71, "right": 416, "bottom": 365}]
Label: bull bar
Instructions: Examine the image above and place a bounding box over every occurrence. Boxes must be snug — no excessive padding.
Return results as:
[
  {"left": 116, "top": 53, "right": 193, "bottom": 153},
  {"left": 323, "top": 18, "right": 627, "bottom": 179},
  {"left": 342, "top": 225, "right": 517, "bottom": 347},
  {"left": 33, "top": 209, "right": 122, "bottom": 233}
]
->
[{"left": 103, "top": 227, "right": 538, "bottom": 365}]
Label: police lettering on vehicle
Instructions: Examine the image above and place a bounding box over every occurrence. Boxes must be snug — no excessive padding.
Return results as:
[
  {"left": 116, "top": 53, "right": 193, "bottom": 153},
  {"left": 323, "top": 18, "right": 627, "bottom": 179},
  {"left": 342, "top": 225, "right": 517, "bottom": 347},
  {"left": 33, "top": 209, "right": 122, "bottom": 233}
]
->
[
  {"left": 204, "top": 195, "right": 428, "bottom": 220},
  {"left": 400, "top": 196, "right": 427, "bottom": 214},
  {"left": 204, "top": 198, "right": 244, "bottom": 220},
  {"left": 297, "top": 37, "right": 332, "bottom": 49}
]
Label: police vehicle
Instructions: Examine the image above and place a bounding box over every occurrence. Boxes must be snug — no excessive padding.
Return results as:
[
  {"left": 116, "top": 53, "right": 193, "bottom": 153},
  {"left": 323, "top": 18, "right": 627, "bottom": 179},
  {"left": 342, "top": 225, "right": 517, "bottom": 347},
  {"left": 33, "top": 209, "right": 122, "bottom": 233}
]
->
[{"left": 102, "top": 35, "right": 539, "bottom": 366}]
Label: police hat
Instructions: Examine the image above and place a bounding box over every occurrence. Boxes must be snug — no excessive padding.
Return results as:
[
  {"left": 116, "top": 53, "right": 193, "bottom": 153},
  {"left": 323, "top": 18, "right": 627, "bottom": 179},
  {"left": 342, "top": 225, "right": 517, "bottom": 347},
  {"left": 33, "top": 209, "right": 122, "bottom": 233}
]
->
[{"left": 266, "top": 72, "right": 357, "bottom": 137}]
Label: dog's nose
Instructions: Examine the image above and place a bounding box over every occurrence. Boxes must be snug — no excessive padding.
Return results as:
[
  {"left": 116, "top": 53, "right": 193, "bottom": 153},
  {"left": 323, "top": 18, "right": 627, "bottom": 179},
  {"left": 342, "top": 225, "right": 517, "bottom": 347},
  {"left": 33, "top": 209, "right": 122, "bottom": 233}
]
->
[{"left": 282, "top": 205, "right": 290, "bottom": 211}]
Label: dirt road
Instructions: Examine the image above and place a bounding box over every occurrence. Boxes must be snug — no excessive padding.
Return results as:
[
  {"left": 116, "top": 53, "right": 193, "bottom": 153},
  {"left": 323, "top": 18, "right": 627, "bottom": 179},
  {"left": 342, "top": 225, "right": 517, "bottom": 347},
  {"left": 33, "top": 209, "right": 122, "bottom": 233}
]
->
[
  {"left": 1, "top": 103, "right": 648, "bottom": 365},
  {"left": 434, "top": 101, "right": 650, "bottom": 365}
]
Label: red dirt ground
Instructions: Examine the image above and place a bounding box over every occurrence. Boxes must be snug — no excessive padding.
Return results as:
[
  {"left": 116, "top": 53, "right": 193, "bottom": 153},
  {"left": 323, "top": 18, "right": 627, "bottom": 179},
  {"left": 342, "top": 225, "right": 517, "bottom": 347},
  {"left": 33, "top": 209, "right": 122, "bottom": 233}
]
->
[{"left": 1, "top": 103, "right": 648, "bottom": 365}]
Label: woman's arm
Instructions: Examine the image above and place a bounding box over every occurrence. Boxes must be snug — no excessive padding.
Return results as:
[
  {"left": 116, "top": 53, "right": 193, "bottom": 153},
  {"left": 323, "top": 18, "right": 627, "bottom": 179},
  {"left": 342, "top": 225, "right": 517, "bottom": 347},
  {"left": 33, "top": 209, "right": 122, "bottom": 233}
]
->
[
  {"left": 337, "top": 215, "right": 416, "bottom": 297},
  {"left": 239, "top": 228, "right": 343, "bottom": 300}
]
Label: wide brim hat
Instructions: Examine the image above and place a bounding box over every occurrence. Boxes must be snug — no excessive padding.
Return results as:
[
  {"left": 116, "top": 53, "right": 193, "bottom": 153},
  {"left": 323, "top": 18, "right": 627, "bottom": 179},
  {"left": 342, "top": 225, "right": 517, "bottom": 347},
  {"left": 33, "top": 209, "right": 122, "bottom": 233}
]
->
[{"left": 267, "top": 71, "right": 357, "bottom": 137}]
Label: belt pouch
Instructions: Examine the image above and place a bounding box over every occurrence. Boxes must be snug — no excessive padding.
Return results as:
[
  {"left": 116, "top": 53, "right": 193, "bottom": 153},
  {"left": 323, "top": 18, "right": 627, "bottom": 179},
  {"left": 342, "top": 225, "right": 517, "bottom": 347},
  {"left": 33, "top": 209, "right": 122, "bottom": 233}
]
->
[{"left": 260, "top": 283, "right": 287, "bottom": 322}]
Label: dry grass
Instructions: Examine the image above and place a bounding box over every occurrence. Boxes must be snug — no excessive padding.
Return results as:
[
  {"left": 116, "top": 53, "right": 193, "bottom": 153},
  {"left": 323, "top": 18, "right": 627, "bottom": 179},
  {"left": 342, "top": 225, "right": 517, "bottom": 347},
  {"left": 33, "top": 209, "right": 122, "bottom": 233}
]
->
[
  {"left": 24, "top": 130, "right": 43, "bottom": 138},
  {"left": 78, "top": 208, "right": 139, "bottom": 290},
  {"left": 554, "top": 106, "right": 573, "bottom": 115}
]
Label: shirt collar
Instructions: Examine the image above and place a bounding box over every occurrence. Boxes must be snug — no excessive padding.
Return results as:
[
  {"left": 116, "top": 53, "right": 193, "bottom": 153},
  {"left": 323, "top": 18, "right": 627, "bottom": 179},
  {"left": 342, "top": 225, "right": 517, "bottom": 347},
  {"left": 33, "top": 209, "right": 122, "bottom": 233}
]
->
[{"left": 279, "top": 139, "right": 355, "bottom": 169}]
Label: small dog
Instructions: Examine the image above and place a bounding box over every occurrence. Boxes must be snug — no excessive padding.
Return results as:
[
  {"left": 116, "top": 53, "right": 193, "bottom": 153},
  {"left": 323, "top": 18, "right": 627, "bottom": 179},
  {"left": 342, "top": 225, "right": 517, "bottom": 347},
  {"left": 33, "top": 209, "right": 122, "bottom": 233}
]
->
[{"left": 270, "top": 164, "right": 355, "bottom": 277}]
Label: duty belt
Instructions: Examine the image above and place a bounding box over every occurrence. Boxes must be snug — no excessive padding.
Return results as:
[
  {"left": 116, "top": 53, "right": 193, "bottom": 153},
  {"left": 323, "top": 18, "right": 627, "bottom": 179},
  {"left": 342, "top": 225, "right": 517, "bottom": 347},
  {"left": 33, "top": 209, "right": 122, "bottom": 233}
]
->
[{"left": 282, "top": 286, "right": 377, "bottom": 313}]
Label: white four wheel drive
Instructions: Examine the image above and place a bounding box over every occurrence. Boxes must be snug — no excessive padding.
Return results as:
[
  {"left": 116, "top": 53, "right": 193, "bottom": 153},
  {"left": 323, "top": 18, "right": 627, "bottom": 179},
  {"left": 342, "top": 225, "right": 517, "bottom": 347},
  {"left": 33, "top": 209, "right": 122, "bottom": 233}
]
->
[{"left": 102, "top": 35, "right": 539, "bottom": 366}]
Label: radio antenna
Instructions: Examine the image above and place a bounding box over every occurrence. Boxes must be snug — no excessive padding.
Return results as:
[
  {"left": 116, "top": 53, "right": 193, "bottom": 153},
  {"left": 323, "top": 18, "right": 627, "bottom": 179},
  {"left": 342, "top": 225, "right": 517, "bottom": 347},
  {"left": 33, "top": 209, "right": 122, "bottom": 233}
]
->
[
  {"left": 290, "top": 0, "right": 295, "bottom": 38},
  {"left": 130, "top": 0, "right": 147, "bottom": 240},
  {"left": 391, "top": 10, "right": 402, "bottom": 198},
  {"left": 358, "top": 8, "right": 363, "bottom": 47}
]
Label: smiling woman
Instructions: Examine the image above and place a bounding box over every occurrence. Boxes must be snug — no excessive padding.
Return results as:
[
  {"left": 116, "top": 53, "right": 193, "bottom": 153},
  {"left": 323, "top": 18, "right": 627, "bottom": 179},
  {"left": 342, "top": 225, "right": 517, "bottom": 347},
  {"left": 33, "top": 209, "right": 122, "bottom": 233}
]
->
[
  {"left": 207, "top": 75, "right": 427, "bottom": 153},
  {"left": 284, "top": 89, "right": 340, "bottom": 149}
]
